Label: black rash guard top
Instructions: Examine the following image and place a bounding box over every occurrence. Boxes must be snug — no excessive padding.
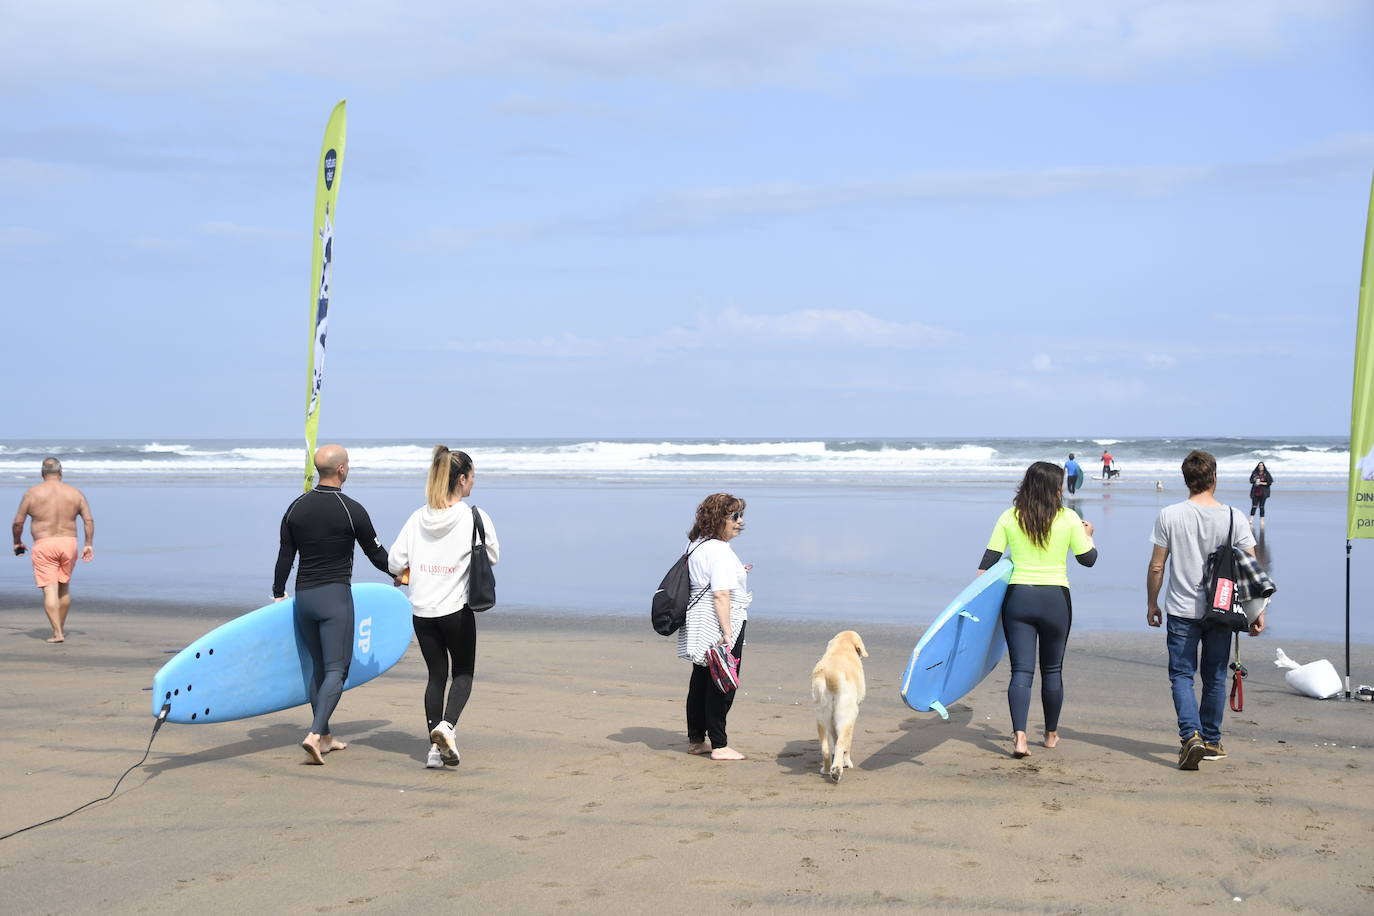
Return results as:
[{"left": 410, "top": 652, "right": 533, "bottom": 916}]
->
[{"left": 273, "top": 485, "right": 392, "bottom": 597}]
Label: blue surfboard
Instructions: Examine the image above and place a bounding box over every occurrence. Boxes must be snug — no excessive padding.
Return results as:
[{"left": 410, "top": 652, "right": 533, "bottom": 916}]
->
[
  {"left": 899, "top": 558, "right": 1012, "bottom": 719},
  {"left": 152, "top": 583, "right": 413, "bottom": 724}
]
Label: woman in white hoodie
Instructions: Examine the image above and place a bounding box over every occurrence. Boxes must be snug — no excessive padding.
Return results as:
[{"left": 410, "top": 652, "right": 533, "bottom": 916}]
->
[{"left": 389, "top": 446, "right": 499, "bottom": 769}]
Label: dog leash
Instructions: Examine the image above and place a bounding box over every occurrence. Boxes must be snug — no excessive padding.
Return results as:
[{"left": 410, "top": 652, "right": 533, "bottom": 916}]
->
[{"left": 1228, "top": 633, "right": 1247, "bottom": 712}]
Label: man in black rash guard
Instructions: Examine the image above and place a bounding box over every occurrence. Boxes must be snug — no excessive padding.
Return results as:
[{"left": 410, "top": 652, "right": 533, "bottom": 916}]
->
[{"left": 273, "top": 444, "right": 395, "bottom": 765}]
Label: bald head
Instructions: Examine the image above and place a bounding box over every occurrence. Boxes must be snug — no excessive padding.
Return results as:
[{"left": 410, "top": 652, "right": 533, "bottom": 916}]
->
[
  {"left": 41, "top": 457, "right": 62, "bottom": 478},
  {"left": 313, "top": 445, "right": 349, "bottom": 486}
]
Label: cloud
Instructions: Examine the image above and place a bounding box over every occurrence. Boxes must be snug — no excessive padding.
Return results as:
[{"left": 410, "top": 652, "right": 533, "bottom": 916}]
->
[
  {"left": 198, "top": 221, "right": 299, "bottom": 241},
  {"left": 0, "top": 1, "right": 1361, "bottom": 90},
  {"left": 448, "top": 306, "right": 950, "bottom": 357},
  {"left": 0, "top": 227, "right": 47, "bottom": 246},
  {"left": 588, "top": 134, "right": 1374, "bottom": 234},
  {"left": 1032, "top": 353, "right": 1054, "bottom": 372}
]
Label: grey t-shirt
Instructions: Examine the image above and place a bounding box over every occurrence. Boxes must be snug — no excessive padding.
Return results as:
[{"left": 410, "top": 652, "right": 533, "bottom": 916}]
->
[{"left": 1151, "top": 501, "right": 1256, "bottom": 620}]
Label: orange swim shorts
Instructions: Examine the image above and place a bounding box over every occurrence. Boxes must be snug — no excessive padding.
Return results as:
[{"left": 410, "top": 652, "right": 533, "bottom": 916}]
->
[{"left": 32, "top": 537, "right": 78, "bottom": 588}]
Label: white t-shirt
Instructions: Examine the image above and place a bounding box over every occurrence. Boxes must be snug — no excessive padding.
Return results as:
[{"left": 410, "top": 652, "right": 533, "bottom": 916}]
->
[
  {"left": 1151, "top": 501, "right": 1254, "bottom": 620},
  {"left": 687, "top": 538, "right": 749, "bottom": 598},
  {"left": 676, "top": 538, "right": 751, "bottom": 664}
]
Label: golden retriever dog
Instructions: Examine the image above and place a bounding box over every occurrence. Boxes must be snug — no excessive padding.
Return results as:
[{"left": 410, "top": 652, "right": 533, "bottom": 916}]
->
[{"left": 811, "top": 630, "right": 868, "bottom": 782}]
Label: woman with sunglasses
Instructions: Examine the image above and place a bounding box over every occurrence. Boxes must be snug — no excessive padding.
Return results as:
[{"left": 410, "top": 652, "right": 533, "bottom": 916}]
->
[
  {"left": 677, "top": 493, "right": 750, "bottom": 761},
  {"left": 978, "top": 462, "right": 1097, "bottom": 758}
]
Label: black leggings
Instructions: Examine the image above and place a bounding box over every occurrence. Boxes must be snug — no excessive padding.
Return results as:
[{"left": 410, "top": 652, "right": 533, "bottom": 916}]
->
[
  {"left": 1001, "top": 585, "right": 1072, "bottom": 734},
  {"left": 686, "top": 621, "right": 746, "bottom": 749},
  {"left": 1250, "top": 494, "right": 1268, "bottom": 518},
  {"left": 294, "top": 583, "right": 354, "bottom": 736},
  {"left": 413, "top": 608, "right": 477, "bottom": 733}
]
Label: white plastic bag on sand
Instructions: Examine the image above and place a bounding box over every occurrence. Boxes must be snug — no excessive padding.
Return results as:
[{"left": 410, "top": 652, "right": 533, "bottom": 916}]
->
[{"left": 1273, "top": 648, "right": 1342, "bottom": 699}]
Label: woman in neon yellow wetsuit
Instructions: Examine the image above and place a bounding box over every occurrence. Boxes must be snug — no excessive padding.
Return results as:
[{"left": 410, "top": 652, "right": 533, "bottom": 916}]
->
[{"left": 978, "top": 462, "right": 1097, "bottom": 758}]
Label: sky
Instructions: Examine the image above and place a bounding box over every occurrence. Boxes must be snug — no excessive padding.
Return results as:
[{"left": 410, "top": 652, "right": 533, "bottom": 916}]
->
[{"left": 2, "top": 0, "right": 1372, "bottom": 440}]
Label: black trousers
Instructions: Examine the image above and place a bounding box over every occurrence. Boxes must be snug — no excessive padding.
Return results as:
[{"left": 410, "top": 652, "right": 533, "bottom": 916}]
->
[
  {"left": 686, "top": 621, "right": 746, "bottom": 749},
  {"left": 1250, "top": 493, "right": 1269, "bottom": 518},
  {"left": 413, "top": 607, "right": 477, "bottom": 733}
]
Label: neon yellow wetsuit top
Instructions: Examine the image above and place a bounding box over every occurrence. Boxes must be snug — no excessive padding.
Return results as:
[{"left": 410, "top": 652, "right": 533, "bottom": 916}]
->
[{"left": 986, "top": 507, "right": 1094, "bottom": 587}]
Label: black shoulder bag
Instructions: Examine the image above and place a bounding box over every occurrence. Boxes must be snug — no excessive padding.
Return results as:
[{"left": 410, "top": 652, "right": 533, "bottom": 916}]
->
[
  {"left": 1201, "top": 508, "right": 1248, "bottom": 632},
  {"left": 468, "top": 506, "right": 496, "bottom": 612}
]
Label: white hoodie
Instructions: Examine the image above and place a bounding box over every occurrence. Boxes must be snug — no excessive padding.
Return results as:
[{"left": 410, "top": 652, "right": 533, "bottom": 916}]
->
[{"left": 388, "top": 501, "right": 500, "bottom": 618}]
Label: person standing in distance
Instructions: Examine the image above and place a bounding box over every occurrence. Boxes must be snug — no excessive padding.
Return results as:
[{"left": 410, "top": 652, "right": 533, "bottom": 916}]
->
[
  {"left": 1146, "top": 450, "right": 1265, "bottom": 770},
  {"left": 1100, "top": 449, "right": 1114, "bottom": 481},
  {"left": 273, "top": 444, "right": 396, "bottom": 765},
  {"left": 388, "top": 446, "right": 500, "bottom": 769},
  {"left": 11, "top": 457, "right": 94, "bottom": 643},
  {"left": 1248, "top": 462, "right": 1274, "bottom": 530},
  {"left": 679, "top": 493, "right": 752, "bottom": 761}
]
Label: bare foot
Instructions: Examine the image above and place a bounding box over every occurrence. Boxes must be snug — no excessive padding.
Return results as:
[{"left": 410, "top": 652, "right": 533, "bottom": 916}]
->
[
  {"left": 687, "top": 743, "right": 711, "bottom": 755},
  {"left": 1043, "top": 731, "right": 1059, "bottom": 749},
  {"left": 320, "top": 735, "right": 348, "bottom": 754},
  {"left": 301, "top": 733, "right": 325, "bottom": 765},
  {"left": 46, "top": 635, "right": 65, "bottom": 644},
  {"left": 1011, "top": 731, "right": 1030, "bottom": 759},
  {"left": 709, "top": 747, "right": 745, "bottom": 761}
]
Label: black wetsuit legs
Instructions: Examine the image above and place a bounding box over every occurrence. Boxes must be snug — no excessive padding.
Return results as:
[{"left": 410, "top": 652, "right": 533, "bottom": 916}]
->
[
  {"left": 1001, "top": 585, "right": 1072, "bottom": 734},
  {"left": 294, "top": 583, "right": 354, "bottom": 736},
  {"left": 413, "top": 608, "right": 477, "bottom": 732}
]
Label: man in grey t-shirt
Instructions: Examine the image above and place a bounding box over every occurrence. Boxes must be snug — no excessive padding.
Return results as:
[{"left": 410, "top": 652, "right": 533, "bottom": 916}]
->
[{"left": 1146, "top": 450, "right": 1266, "bottom": 770}]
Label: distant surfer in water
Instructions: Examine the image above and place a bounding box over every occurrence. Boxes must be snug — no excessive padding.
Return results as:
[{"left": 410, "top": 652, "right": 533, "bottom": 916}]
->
[
  {"left": 11, "top": 457, "right": 95, "bottom": 643},
  {"left": 978, "top": 462, "right": 1097, "bottom": 758},
  {"left": 273, "top": 445, "right": 396, "bottom": 765},
  {"left": 1064, "top": 454, "right": 1082, "bottom": 496},
  {"left": 1101, "top": 449, "right": 1114, "bottom": 481}
]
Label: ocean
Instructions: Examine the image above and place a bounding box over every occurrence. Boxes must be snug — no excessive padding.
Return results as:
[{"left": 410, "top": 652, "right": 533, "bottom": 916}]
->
[
  {"left": 1, "top": 436, "right": 1367, "bottom": 645},
  {"left": 0, "top": 436, "right": 1349, "bottom": 483}
]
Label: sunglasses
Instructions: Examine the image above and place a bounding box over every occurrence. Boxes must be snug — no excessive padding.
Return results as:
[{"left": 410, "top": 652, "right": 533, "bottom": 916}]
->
[{"left": 730, "top": 512, "right": 744, "bottom": 521}]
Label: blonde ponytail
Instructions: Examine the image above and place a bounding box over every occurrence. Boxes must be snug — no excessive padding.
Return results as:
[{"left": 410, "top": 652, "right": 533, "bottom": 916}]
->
[{"left": 425, "top": 444, "right": 473, "bottom": 509}]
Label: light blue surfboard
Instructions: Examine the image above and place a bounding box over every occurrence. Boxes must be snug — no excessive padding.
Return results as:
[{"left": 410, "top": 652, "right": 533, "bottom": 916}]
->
[
  {"left": 899, "top": 558, "right": 1012, "bottom": 719},
  {"left": 152, "top": 583, "right": 413, "bottom": 724}
]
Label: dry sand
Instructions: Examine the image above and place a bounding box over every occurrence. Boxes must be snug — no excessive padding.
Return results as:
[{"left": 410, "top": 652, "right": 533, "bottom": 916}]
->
[{"left": 2, "top": 599, "right": 1373, "bottom": 914}]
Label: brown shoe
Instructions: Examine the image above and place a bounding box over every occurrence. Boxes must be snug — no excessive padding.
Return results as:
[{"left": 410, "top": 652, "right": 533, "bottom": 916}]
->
[
  {"left": 1202, "top": 742, "right": 1227, "bottom": 761},
  {"left": 1179, "top": 732, "right": 1205, "bottom": 770}
]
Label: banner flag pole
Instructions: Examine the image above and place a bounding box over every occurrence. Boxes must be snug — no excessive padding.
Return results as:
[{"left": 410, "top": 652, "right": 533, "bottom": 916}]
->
[
  {"left": 303, "top": 100, "right": 347, "bottom": 492},
  {"left": 1344, "top": 171, "right": 1374, "bottom": 700}
]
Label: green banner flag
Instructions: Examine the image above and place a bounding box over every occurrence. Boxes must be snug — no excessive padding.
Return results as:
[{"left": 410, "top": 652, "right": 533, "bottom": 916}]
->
[
  {"left": 1347, "top": 172, "right": 1374, "bottom": 538},
  {"left": 303, "top": 100, "right": 347, "bottom": 492}
]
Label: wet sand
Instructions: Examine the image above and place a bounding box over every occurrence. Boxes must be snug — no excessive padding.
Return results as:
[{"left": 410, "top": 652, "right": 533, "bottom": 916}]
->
[{"left": 2, "top": 598, "right": 1372, "bottom": 913}]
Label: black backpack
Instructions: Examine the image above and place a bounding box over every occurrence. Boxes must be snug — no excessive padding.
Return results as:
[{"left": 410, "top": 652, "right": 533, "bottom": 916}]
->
[
  {"left": 651, "top": 541, "right": 707, "bottom": 636},
  {"left": 1201, "top": 508, "right": 1248, "bottom": 632}
]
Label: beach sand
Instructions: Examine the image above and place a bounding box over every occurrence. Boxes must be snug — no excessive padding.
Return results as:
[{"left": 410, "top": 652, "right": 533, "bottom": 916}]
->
[{"left": 2, "top": 598, "right": 1372, "bottom": 914}]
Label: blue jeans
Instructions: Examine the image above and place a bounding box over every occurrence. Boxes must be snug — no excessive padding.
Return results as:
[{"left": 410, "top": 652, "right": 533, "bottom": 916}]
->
[{"left": 1166, "top": 615, "right": 1230, "bottom": 744}]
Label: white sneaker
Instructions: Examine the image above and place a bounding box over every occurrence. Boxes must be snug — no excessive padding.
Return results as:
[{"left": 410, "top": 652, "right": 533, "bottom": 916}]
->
[
  {"left": 430, "top": 721, "right": 460, "bottom": 766},
  {"left": 425, "top": 744, "right": 443, "bottom": 769}
]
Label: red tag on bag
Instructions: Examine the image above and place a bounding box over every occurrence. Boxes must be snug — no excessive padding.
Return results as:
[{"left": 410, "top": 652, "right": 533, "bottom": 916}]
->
[{"left": 1211, "top": 577, "right": 1235, "bottom": 611}]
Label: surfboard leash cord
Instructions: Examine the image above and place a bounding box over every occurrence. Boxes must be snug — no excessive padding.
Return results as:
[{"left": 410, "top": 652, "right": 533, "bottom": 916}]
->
[
  {"left": 1229, "top": 633, "right": 1247, "bottom": 713},
  {"left": 0, "top": 701, "right": 172, "bottom": 842}
]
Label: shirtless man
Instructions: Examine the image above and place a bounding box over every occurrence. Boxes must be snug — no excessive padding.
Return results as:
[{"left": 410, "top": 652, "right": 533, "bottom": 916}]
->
[{"left": 12, "top": 457, "right": 95, "bottom": 643}]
